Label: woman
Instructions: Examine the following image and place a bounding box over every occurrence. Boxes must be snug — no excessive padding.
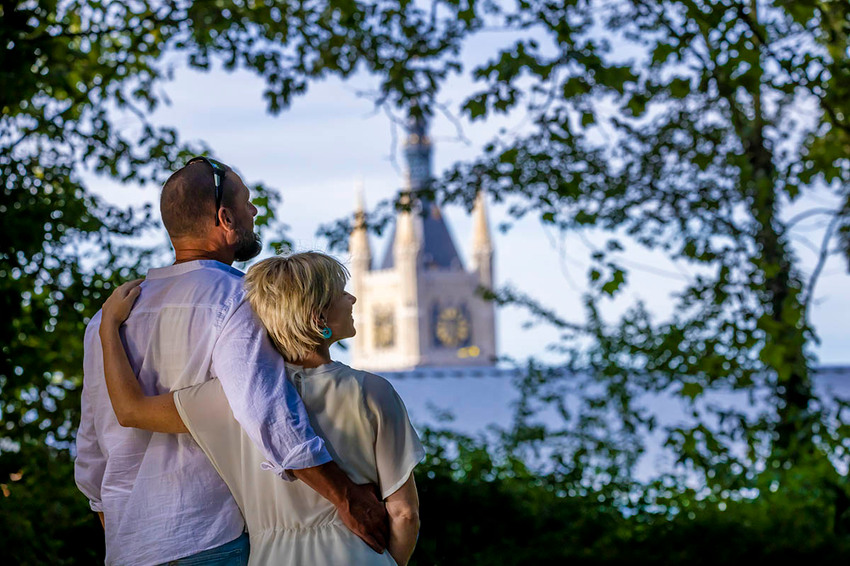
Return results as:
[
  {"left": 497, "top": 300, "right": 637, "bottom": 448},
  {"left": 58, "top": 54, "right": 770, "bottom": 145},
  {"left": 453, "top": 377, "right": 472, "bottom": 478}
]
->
[{"left": 99, "top": 252, "right": 423, "bottom": 566}]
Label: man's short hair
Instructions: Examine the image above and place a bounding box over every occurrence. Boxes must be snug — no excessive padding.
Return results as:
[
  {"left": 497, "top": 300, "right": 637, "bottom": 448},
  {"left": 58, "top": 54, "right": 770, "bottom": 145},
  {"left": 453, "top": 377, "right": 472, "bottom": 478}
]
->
[
  {"left": 244, "top": 252, "right": 349, "bottom": 361},
  {"left": 160, "top": 161, "right": 237, "bottom": 239}
]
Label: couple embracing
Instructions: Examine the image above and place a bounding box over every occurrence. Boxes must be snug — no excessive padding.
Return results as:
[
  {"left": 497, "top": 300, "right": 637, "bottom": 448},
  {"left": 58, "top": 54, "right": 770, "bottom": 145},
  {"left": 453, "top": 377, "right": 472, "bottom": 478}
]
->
[{"left": 75, "top": 157, "right": 423, "bottom": 565}]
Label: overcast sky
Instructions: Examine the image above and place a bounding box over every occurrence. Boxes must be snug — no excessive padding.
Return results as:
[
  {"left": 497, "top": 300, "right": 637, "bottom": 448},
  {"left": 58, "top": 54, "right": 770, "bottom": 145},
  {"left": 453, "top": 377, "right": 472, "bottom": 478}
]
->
[{"left": 88, "top": 35, "right": 850, "bottom": 367}]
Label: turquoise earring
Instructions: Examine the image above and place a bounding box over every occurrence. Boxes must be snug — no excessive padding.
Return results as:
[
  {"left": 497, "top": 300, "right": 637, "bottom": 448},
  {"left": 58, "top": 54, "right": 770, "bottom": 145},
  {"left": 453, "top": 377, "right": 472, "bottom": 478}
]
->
[{"left": 320, "top": 326, "right": 333, "bottom": 339}]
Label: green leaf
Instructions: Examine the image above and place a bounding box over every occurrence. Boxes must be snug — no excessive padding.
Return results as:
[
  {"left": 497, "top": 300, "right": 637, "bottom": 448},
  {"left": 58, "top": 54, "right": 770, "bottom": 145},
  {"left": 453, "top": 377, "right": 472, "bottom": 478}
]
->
[
  {"left": 669, "top": 77, "right": 691, "bottom": 99},
  {"left": 626, "top": 94, "right": 647, "bottom": 116},
  {"left": 679, "top": 382, "right": 704, "bottom": 400},
  {"left": 601, "top": 269, "right": 626, "bottom": 296}
]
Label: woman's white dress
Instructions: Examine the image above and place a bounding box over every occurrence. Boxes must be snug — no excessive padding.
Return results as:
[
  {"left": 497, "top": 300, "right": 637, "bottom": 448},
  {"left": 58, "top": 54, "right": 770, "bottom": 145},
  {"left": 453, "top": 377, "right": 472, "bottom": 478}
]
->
[{"left": 173, "top": 361, "right": 424, "bottom": 566}]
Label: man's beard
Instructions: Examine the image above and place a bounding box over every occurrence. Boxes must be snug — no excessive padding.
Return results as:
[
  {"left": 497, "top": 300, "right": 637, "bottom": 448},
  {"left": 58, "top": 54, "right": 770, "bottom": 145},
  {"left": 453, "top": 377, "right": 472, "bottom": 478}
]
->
[{"left": 234, "top": 228, "right": 262, "bottom": 262}]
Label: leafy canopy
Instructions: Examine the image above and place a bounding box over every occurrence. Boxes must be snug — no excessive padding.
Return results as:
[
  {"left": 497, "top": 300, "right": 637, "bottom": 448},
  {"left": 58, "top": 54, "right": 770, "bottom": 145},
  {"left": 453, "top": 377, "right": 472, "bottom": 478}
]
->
[{"left": 2, "top": 0, "right": 850, "bottom": 560}]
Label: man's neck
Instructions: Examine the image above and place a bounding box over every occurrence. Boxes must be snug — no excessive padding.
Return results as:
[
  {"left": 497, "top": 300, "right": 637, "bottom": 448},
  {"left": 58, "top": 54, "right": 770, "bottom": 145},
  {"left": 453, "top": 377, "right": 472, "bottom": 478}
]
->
[{"left": 173, "top": 247, "right": 234, "bottom": 265}]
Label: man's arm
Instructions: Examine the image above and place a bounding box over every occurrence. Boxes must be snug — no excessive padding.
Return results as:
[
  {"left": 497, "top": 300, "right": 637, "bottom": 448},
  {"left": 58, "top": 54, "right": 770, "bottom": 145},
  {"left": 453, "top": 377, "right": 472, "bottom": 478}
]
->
[
  {"left": 212, "top": 300, "right": 329, "bottom": 474},
  {"left": 292, "top": 462, "right": 389, "bottom": 552},
  {"left": 74, "top": 319, "right": 108, "bottom": 521},
  {"left": 211, "top": 299, "right": 388, "bottom": 551}
]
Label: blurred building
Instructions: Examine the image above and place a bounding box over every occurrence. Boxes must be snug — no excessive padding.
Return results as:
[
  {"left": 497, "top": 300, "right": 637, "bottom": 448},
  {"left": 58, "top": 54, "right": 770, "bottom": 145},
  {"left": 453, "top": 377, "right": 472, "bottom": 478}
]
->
[{"left": 349, "top": 116, "right": 497, "bottom": 371}]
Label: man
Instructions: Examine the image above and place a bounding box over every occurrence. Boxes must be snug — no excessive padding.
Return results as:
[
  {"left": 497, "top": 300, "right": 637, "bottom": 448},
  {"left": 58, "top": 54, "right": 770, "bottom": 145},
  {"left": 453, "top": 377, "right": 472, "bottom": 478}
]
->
[{"left": 75, "top": 157, "right": 388, "bottom": 565}]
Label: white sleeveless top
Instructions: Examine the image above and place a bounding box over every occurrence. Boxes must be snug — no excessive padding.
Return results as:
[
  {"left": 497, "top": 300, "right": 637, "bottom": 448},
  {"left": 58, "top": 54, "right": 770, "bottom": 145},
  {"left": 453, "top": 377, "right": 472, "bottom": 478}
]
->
[{"left": 174, "top": 361, "right": 425, "bottom": 566}]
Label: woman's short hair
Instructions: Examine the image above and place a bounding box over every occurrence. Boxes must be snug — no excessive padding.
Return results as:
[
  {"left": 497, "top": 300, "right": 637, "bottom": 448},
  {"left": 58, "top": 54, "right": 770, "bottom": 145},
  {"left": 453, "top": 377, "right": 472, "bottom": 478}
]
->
[{"left": 244, "top": 252, "right": 349, "bottom": 361}]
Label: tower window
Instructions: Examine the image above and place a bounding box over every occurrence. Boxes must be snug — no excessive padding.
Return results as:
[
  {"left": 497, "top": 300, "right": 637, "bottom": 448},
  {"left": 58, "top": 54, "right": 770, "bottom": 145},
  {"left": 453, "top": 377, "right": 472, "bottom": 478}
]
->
[{"left": 373, "top": 308, "right": 395, "bottom": 349}]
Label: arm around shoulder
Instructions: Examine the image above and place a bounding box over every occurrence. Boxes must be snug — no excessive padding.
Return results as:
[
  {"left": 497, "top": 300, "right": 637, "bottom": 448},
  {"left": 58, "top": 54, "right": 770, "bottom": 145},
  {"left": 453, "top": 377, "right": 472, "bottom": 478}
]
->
[{"left": 99, "top": 280, "right": 187, "bottom": 433}]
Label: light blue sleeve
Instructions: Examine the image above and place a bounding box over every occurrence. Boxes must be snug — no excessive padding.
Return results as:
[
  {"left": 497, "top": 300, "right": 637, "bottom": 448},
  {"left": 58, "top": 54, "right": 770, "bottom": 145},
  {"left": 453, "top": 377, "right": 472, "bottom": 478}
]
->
[
  {"left": 211, "top": 298, "right": 331, "bottom": 479},
  {"left": 74, "top": 316, "right": 107, "bottom": 510}
]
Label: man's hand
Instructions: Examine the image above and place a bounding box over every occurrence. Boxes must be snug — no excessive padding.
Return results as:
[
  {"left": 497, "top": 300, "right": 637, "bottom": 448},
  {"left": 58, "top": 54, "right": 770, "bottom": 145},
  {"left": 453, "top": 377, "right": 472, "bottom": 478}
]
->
[
  {"left": 291, "top": 462, "right": 389, "bottom": 553},
  {"left": 335, "top": 481, "right": 389, "bottom": 553}
]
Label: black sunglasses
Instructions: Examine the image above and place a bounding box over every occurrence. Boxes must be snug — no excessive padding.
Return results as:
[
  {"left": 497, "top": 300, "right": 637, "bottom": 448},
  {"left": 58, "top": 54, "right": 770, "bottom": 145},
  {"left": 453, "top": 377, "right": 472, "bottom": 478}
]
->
[{"left": 187, "top": 156, "right": 228, "bottom": 226}]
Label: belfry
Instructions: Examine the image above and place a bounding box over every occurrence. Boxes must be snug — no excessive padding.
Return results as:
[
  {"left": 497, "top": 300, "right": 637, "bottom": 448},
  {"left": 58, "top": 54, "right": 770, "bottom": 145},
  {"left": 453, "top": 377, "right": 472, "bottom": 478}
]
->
[{"left": 349, "top": 116, "right": 497, "bottom": 371}]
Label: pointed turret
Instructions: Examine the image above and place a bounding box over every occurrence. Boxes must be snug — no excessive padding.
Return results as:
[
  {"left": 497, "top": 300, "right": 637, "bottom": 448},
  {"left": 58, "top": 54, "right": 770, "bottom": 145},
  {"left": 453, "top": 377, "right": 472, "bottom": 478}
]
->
[
  {"left": 349, "top": 182, "right": 372, "bottom": 272},
  {"left": 391, "top": 191, "right": 422, "bottom": 368},
  {"left": 349, "top": 183, "right": 372, "bottom": 369},
  {"left": 349, "top": 182, "right": 372, "bottom": 264},
  {"left": 471, "top": 190, "right": 494, "bottom": 289},
  {"left": 471, "top": 190, "right": 492, "bottom": 251},
  {"left": 392, "top": 192, "right": 420, "bottom": 256}
]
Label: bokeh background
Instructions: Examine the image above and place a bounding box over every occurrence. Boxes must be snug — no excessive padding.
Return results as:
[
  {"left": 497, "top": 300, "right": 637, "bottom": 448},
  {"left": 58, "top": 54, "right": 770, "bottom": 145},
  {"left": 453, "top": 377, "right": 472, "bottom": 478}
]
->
[{"left": 3, "top": 1, "right": 850, "bottom": 563}]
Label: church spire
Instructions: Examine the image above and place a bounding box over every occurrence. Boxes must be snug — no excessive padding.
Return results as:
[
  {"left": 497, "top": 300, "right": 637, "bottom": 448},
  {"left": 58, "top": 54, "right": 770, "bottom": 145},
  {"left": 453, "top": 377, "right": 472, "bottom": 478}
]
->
[
  {"left": 404, "top": 113, "right": 432, "bottom": 190},
  {"left": 381, "top": 114, "right": 463, "bottom": 271}
]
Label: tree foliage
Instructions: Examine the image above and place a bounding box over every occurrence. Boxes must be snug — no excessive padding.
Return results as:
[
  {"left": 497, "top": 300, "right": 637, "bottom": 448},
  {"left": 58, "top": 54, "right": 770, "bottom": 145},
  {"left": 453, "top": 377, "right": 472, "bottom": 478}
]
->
[
  {"left": 319, "top": 0, "right": 850, "bottom": 530},
  {"left": 408, "top": 426, "right": 850, "bottom": 565},
  {"left": 2, "top": 0, "right": 850, "bottom": 561}
]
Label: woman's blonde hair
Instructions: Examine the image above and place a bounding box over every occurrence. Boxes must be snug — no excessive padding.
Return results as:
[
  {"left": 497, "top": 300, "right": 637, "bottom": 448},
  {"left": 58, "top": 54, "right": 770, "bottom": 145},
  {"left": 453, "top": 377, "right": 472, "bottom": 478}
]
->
[{"left": 244, "top": 252, "right": 349, "bottom": 361}]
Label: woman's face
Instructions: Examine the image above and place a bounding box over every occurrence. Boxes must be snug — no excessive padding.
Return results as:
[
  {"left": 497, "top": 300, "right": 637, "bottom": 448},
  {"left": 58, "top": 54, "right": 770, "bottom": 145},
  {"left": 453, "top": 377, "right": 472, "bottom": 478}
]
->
[{"left": 322, "top": 291, "right": 357, "bottom": 342}]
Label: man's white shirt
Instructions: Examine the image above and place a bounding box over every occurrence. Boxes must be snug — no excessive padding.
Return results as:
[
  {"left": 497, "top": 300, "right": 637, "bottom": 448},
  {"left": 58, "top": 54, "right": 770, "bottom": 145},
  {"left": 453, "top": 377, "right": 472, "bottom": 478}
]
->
[{"left": 74, "top": 260, "right": 331, "bottom": 566}]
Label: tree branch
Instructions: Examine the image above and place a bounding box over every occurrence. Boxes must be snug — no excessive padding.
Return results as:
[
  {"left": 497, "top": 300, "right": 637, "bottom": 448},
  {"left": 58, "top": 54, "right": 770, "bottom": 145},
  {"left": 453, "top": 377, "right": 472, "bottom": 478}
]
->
[
  {"left": 804, "top": 213, "right": 842, "bottom": 314},
  {"left": 433, "top": 100, "right": 472, "bottom": 145},
  {"left": 786, "top": 207, "right": 839, "bottom": 230}
]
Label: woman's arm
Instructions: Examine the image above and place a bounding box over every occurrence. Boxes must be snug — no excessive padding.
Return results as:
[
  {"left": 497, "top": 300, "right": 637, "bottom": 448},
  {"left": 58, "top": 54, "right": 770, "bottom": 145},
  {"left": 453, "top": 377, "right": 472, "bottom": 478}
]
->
[
  {"left": 99, "top": 279, "right": 187, "bottom": 433},
  {"left": 385, "top": 473, "right": 420, "bottom": 566},
  {"left": 361, "top": 373, "right": 425, "bottom": 565}
]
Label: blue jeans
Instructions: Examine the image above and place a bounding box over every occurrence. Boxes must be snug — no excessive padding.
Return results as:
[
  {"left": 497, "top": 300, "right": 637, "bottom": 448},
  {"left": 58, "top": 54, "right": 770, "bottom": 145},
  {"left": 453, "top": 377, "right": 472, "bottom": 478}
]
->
[{"left": 161, "top": 532, "right": 250, "bottom": 566}]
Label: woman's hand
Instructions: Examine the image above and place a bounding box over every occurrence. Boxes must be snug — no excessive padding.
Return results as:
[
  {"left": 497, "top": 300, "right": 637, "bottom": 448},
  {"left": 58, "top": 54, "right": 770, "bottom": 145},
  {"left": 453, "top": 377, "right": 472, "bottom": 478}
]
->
[
  {"left": 97, "top": 276, "right": 188, "bottom": 433},
  {"left": 101, "top": 279, "right": 143, "bottom": 329}
]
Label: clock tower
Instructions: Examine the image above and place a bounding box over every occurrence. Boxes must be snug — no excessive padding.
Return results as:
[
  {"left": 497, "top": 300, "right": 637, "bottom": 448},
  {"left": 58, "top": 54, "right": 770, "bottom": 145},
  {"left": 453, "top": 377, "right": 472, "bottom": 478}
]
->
[{"left": 349, "top": 116, "right": 497, "bottom": 371}]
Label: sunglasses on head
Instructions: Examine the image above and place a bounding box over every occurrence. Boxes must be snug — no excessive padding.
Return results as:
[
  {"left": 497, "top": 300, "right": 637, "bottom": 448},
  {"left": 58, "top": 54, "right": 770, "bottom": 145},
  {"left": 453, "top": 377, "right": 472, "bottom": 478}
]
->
[{"left": 186, "top": 156, "right": 228, "bottom": 226}]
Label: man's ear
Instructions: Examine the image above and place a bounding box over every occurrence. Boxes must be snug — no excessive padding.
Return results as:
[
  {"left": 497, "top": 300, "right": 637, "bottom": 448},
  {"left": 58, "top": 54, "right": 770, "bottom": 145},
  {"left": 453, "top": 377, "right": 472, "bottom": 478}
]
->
[{"left": 218, "top": 206, "right": 235, "bottom": 231}]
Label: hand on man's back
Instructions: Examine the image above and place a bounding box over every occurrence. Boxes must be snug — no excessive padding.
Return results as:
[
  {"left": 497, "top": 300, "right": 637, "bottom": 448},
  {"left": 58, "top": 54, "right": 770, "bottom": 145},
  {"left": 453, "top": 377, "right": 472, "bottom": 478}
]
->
[
  {"left": 291, "top": 462, "right": 389, "bottom": 553},
  {"left": 336, "top": 482, "right": 389, "bottom": 553}
]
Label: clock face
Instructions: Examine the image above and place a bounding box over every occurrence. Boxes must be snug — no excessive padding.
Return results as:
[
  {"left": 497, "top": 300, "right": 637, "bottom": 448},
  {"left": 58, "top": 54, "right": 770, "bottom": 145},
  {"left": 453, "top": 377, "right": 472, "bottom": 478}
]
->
[
  {"left": 434, "top": 306, "right": 471, "bottom": 348},
  {"left": 373, "top": 308, "right": 395, "bottom": 349}
]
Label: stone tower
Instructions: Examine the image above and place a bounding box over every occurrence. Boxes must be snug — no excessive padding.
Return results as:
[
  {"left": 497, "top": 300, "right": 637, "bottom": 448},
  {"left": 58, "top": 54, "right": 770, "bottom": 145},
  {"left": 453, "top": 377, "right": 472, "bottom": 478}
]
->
[{"left": 349, "top": 116, "right": 497, "bottom": 371}]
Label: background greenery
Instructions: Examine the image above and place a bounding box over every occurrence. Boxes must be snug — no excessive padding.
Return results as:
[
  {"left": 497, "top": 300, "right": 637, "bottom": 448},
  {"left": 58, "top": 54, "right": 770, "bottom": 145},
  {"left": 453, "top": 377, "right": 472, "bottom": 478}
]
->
[{"left": 2, "top": 0, "right": 849, "bottom": 563}]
